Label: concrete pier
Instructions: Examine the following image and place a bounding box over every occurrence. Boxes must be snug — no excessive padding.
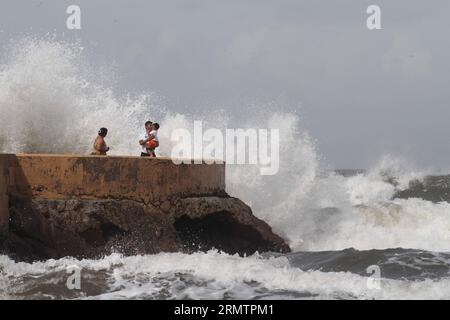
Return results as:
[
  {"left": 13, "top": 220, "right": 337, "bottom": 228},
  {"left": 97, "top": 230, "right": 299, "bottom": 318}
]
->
[
  {"left": 2, "top": 154, "right": 225, "bottom": 200},
  {"left": 0, "top": 153, "right": 225, "bottom": 237},
  {"left": 0, "top": 153, "right": 289, "bottom": 260}
]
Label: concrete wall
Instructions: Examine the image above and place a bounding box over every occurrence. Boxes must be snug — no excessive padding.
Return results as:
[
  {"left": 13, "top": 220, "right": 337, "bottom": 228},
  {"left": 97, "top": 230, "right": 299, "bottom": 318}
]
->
[
  {"left": 4, "top": 154, "right": 225, "bottom": 204},
  {"left": 0, "top": 154, "right": 13, "bottom": 237},
  {"left": 0, "top": 153, "right": 225, "bottom": 237}
]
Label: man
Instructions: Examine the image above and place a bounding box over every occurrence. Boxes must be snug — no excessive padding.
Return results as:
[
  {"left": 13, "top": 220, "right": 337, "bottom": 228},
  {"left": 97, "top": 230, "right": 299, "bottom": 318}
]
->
[
  {"left": 139, "top": 121, "right": 154, "bottom": 157},
  {"left": 91, "top": 128, "right": 110, "bottom": 155},
  {"left": 145, "top": 122, "right": 159, "bottom": 157}
]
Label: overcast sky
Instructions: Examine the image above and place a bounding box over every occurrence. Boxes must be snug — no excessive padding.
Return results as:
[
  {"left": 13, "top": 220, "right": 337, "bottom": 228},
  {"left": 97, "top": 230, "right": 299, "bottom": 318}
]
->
[{"left": 1, "top": 0, "right": 449, "bottom": 169}]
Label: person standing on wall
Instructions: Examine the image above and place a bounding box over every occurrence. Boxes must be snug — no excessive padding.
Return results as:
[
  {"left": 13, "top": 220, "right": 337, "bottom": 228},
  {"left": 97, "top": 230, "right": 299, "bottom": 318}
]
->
[
  {"left": 139, "top": 121, "right": 154, "bottom": 157},
  {"left": 145, "top": 122, "right": 159, "bottom": 157}
]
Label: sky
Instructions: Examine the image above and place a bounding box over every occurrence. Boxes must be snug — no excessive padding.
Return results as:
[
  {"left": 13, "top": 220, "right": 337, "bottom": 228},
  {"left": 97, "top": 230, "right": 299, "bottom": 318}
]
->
[{"left": 0, "top": 0, "right": 449, "bottom": 169}]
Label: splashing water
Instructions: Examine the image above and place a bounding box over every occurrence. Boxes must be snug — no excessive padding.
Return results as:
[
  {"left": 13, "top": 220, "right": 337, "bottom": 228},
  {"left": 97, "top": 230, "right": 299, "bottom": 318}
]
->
[
  {"left": 0, "top": 37, "right": 449, "bottom": 254},
  {"left": 1, "top": 251, "right": 450, "bottom": 300},
  {"left": 0, "top": 36, "right": 163, "bottom": 155}
]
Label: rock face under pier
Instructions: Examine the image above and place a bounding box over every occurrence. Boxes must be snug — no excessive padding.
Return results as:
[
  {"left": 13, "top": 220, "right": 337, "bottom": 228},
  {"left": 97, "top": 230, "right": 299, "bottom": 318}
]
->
[{"left": 0, "top": 154, "right": 289, "bottom": 261}]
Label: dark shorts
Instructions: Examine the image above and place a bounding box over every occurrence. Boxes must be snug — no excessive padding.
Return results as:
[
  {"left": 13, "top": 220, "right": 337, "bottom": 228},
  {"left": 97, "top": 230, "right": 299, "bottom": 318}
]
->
[{"left": 141, "top": 152, "right": 156, "bottom": 157}]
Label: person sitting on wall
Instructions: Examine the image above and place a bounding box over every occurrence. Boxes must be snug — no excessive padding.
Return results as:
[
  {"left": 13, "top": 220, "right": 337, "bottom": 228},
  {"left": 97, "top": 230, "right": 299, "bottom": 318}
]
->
[
  {"left": 139, "top": 120, "right": 155, "bottom": 157},
  {"left": 91, "top": 128, "right": 110, "bottom": 156}
]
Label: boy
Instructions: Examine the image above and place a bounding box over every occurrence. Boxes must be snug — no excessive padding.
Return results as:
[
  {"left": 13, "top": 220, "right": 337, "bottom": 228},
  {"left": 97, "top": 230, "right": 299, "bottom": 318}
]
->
[{"left": 91, "top": 128, "right": 110, "bottom": 155}]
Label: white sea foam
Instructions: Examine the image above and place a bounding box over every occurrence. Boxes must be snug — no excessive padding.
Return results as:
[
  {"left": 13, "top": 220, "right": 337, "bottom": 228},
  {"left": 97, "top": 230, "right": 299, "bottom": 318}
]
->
[{"left": 1, "top": 252, "right": 450, "bottom": 300}]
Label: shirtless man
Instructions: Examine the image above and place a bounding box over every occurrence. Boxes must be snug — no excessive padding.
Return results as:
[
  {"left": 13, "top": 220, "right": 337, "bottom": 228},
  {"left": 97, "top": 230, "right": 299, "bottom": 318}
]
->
[{"left": 91, "top": 128, "right": 110, "bottom": 155}]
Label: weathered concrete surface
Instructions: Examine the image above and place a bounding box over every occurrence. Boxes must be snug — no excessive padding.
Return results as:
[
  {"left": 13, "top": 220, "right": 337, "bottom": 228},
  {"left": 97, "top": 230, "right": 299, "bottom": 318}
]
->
[
  {"left": 8, "top": 154, "right": 226, "bottom": 202},
  {"left": 0, "top": 154, "right": 290, "bottom": 260}
]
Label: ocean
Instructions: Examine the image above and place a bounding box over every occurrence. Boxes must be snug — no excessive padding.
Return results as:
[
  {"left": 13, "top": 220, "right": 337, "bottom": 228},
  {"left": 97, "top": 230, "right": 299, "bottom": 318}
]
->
[{"left": 0, "top": 37, "right": 449, "bottom": 300}]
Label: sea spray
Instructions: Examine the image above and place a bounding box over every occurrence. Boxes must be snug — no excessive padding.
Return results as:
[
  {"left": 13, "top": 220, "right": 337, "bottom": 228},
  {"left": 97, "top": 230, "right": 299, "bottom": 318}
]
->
[
  {"left": 0, "top": 36, "right": 162, "bottom": 155},
  {"left": 0, "top": 37, "right": 449, "bottom": 253}
]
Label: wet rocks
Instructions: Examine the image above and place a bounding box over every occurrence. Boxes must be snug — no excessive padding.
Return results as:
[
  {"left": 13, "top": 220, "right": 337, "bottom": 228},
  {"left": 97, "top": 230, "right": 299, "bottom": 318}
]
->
[{"left": 2, "top": 195, "right": 290, "bottom": 261}]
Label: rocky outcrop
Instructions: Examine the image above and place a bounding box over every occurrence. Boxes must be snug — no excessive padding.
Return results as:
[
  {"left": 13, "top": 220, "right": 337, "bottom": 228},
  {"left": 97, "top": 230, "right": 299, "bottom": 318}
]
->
[
  {"left": 4, "top": 195, "right": 289, "bottom": 261},
  {"left": 0, "top": 154, "right": 290, "bottom": 261}
]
